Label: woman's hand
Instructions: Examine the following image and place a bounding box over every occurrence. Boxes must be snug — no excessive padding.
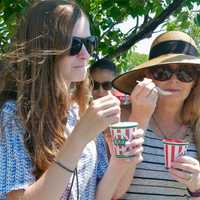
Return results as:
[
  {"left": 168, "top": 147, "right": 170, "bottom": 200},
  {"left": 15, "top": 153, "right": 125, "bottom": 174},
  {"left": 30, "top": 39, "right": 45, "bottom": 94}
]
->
[
  {"left": 129, "top": 78, "right": 159, "bottom": 128},
  {"left": 169, "top": 156, "right": 200, "bottom": 192},
  {"left": 105, "top": 128, "right": 144, "bottom": 167},
  {"left": 96, "top": 128, "right": 144, "bottom": 200},
  {"left": 75, "top": 93, "right": 120, "bottom": 143},
  {"left": 130, "top": 78, "right": 158, "bottom": 118}
]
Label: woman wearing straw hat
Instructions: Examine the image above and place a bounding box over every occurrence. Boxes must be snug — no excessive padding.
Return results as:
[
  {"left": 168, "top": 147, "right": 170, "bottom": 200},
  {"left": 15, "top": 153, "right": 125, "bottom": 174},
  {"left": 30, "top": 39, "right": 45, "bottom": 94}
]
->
[{"left": 96, "top": 31, "right": 200, "bottom": 199}]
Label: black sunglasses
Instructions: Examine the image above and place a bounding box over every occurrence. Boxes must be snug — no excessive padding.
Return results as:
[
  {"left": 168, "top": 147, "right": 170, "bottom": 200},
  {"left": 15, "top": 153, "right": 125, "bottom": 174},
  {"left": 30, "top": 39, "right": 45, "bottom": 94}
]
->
[
  {"left": 93, "top": 80, "right": 112, "bottom": 90},
  {"left": 149, "top": 65, "right": 198, "bottom": 82},
  {"left": 70, "top": 36, "right": 97, "bottom": 56}
]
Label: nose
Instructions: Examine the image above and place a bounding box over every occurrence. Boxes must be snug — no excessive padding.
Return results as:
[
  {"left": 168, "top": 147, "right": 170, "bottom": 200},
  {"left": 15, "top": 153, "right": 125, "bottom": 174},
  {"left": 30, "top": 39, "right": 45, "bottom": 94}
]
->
[
  {"left": 170, "top": 73, "right": 179, "bottom": 82},
  {"left": 96, "top": 86, "right": 109, "bottom": 97},
  {"left": 78, "top": 45, "right": 90, "bottom": 60}
]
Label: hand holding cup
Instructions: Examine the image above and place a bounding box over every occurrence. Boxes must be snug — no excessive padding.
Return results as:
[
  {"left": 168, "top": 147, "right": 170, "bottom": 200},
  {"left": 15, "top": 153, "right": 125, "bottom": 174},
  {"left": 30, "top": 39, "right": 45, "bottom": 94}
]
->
[
  {"left": 162, "top": 138, "right": 189, "bottom": 169},
  {"left": 109, "top": 122, "right": 144, "bottom": 165}
]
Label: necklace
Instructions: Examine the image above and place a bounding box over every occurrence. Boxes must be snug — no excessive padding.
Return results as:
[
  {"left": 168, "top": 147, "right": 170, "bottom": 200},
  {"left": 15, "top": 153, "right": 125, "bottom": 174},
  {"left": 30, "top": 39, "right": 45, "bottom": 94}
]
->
[{"left": 152, "top": 115, "right": 184, "bottom": 139}]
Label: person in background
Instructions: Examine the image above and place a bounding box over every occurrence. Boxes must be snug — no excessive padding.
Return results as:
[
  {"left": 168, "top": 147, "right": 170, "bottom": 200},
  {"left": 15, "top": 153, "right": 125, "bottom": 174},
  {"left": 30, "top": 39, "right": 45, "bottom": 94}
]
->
[
  {"left": 89, "top": 58, "right": 116, "bottom": 99},
  {"left": 102, "top": 31, "right": 200, "bottom": 199},
  {"left": 89, "top": 59, "right": 144, "bottom": 200},
  {"left": 89, "top": 58, "right": 117, "bottom": 158},
  {"left": 90, "top": 58, "right": 130, "bottom": 115},
  {"left": 0, "top": 1, "right": 120, "bottom": 200}
]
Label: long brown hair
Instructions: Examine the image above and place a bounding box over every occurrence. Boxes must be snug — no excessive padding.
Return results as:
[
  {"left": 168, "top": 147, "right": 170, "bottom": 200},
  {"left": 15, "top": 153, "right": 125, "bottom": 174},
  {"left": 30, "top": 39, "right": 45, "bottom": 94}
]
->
[
  {"left": 181, "top": 77, "right": 200, "bottom": 161},
  {"left": 1, "top": 0, "right": 91, "bottom": 179}
]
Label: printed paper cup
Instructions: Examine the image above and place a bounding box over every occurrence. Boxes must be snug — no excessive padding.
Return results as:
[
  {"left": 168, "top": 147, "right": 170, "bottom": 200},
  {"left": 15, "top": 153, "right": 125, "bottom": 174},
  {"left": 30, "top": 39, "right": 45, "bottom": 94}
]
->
[
  {"left": 162, "top": 138, "right": 189, "bottom": 169},
  {"left": 109, "top": 122, "right": 138, "bottom": 158}
]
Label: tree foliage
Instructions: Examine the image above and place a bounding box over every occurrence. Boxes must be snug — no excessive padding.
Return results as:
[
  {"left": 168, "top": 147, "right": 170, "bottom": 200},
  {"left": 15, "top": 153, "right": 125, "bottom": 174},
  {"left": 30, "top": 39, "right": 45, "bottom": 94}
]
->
[
  {"left": 115, "top": 49, "right": 148, "bottom": 73},
  {"left": 0, "top": 0, "right": 200, "bottom": 69},
  {"left": 0, "top": 0, "right": 31, "bottom": 52},
  {"left": 76, "top": 0, "right": 200, "bottom": 59}
]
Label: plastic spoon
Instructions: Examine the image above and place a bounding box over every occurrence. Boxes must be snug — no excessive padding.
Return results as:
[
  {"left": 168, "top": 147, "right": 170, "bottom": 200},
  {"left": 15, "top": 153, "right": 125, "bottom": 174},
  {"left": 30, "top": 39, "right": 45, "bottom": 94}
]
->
[{"left": 136, "top": 80, "right": 172, "bottom": 96}]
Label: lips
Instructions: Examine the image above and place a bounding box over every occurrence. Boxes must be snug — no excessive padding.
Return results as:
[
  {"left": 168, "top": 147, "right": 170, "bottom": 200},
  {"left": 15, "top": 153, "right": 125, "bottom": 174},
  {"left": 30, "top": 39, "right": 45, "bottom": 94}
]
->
[
  {"left": 165, "top": 89, "right": 180, "bottom": 92},
  {"left": 73, "top": 65, "right": 85, "bottom": 69}
]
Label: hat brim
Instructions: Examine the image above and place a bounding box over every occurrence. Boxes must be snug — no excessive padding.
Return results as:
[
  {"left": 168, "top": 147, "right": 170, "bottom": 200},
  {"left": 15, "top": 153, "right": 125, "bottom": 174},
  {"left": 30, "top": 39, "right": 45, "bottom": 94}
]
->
[{"left": 112, "top": 54, "right": 200, "bottom": 94}]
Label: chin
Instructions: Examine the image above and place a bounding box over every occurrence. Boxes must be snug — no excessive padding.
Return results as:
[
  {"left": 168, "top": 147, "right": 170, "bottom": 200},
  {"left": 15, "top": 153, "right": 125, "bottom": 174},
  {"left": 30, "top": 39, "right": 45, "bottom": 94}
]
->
[{"left": 72, "top": 74, "right": 87, "bottom": 82}]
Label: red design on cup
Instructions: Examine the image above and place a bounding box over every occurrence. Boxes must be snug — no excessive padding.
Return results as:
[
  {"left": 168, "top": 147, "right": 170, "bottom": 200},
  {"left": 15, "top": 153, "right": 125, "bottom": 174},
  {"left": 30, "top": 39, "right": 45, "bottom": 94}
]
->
[
  {"left": 110, "top": 122, "right": 138, "bottom": 158},
  {"left": 112, "top": 90, "right": 130, "bottom": 105},
  {"left": 162, "top": 138, "right": 189, "bottom": 168}
]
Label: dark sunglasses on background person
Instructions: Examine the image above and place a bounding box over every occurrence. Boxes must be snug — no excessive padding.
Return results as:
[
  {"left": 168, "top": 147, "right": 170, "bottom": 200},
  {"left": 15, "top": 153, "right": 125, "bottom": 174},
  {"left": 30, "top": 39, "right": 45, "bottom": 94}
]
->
[
  {"left": 70, "top": 36, "right": 97, "bottom": 56},
  {"left": 93, "top": 80, "right": 113, "bottom": 90},
  {"left": 149, "top": 65, "right": 198, "bottom": 82}
]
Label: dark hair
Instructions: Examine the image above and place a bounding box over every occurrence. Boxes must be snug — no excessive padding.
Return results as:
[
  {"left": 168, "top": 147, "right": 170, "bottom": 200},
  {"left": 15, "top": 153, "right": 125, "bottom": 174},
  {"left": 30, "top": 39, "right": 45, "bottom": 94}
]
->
[{"left": 89, "top": 58, "right": 116, "bottom": 74}]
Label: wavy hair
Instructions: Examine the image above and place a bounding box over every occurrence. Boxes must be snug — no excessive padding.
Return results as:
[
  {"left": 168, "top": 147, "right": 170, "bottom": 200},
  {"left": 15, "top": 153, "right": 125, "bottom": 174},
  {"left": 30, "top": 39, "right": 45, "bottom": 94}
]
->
[
  {"left": 181, "top": 77, "right": 200, "bottom": 161},
  {"left": 1, "top": 0, "right": 91, "bottom": 179}
]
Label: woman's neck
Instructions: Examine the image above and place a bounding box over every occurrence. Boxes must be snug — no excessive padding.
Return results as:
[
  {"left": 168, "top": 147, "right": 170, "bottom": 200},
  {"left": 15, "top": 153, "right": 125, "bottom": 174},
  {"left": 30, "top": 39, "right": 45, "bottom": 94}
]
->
[
  {"left": 154, "top": 99, "right": 183, "bottom": 123},
  {"left": 151, "top": 100, "right": 186, "bottom": 138}
]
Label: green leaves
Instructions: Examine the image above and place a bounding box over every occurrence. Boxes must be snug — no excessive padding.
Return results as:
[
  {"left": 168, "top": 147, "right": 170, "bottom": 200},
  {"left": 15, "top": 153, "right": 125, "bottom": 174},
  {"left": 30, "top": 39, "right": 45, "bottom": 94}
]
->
[
  {"left": 0, "top": 0, "right": 200, "bottom": 70},
  {"left": 0, "top": 0, "right": 30, "bottom": 52},
  {"left": 195, "top": 14, "right": 200, "bottom": 26},
  {"left": 115, "top": 49, "right": 148, "bottom": 73}
]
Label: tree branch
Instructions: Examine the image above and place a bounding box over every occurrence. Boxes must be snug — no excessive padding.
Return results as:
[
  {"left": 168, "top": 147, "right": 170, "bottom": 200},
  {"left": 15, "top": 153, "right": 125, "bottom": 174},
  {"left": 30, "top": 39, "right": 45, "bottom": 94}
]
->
[
  {"left": 100, "top": 22, "right": 118, "bottom": 40},
  {"left": 106, "top": 0, "right": 185, "bottom": 59},
  {"left": 124, "top": 16, "right": 139, "bottom": 38},
  {"left": 140, "top": 14, "right": 151, "bottom": 30}
]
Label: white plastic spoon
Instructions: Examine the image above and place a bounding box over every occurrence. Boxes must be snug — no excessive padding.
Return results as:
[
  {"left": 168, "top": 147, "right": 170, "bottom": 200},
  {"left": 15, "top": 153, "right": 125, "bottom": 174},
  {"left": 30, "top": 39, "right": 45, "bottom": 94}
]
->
[{"left": 136, "top": 80, "right": 172, "bottom": 96}]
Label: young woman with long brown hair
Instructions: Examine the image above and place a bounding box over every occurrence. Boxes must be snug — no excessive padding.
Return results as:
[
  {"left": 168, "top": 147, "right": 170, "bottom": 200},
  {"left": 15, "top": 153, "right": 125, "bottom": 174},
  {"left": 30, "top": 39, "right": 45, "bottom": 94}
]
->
[{"left": 0, "top": 1, "right": 120, "bottom": 199}]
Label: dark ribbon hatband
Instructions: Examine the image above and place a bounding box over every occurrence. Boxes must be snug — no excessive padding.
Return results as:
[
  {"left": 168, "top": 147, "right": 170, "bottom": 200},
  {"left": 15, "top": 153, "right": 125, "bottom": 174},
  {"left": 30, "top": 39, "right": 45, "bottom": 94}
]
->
[{"left": 149, "top": 40, "right": 198, "bottom": 59}]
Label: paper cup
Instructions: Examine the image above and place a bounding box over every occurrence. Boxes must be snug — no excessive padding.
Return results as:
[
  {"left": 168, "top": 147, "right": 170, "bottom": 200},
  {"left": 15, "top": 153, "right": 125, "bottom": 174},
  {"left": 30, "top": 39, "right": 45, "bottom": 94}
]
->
[
  {"left": 162, "top": 138, "right": 189, "bottom": 169},
  {"left": 109, "top": 122, "right": 138, "bottom": 158}
]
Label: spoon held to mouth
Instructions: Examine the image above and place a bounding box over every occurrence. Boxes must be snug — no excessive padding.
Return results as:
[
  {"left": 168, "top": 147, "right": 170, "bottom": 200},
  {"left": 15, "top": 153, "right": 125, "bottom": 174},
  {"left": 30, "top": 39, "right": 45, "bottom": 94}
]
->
[{"left": 136, "top": 80, "right": 172, "bottom": 96}]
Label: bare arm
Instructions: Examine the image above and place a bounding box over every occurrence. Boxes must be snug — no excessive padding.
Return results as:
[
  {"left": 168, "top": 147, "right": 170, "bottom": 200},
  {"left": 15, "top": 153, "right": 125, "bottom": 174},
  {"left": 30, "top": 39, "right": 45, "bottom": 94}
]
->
[
  {"left": 95, "top": 79, "right": 159, "bottom": 199},
  {"left": 96, "top": 127, "right": 144, "bottom": 200},
  {"left": 8, "top": 130, "right": 87, "bottom": 200},
  {"left": 111, "top": 165, "right": 137, "bottom": 199},
  {"left": 96, "top": 157, "right": 135, "bottom": 200}
]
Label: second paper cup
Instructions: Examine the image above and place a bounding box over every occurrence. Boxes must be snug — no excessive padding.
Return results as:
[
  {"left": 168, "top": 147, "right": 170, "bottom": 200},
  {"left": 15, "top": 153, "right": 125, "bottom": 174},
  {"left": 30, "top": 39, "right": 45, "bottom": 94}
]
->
[{"left": 162, "top": 138, "right": 189, "bottom": 169}]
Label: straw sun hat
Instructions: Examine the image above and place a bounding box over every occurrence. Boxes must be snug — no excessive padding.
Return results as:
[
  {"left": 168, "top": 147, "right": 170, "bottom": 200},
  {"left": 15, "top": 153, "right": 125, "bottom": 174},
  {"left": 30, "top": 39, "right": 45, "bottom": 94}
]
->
[{"left": 112, "top": 31, "right": 200, "bottom": 94}]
